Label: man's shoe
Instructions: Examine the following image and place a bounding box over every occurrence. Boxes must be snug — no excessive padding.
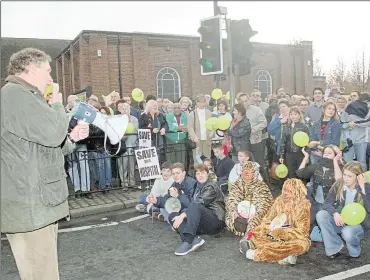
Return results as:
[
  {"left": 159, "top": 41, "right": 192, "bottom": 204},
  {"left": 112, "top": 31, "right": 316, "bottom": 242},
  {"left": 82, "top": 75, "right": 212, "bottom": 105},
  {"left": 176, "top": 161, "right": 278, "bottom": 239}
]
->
[
  {"left": 278, "top": 255, "right": 297, "bottom": 265},
  {"left": 174, "top": 242, "right": 193, "bottom": 256},
  {"left": 135, "top": 204, "right": 146, "bottom": 213},
  {"left": 239, "top": 237, "right": 252, "bottom": 255},
  {"left": 191, "top": 236, "right": 205, "bottom": 252}
]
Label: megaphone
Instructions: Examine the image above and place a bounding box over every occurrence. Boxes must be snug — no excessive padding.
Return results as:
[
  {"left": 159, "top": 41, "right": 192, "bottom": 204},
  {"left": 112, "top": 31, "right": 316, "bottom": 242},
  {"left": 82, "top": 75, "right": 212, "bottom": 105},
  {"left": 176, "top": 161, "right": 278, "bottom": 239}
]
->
[
  {"left": 70, "top": 102, "right": 129, "bottom": 154},
  {"left": 164, "top": 197, "right": 182, "bottom": 214}
]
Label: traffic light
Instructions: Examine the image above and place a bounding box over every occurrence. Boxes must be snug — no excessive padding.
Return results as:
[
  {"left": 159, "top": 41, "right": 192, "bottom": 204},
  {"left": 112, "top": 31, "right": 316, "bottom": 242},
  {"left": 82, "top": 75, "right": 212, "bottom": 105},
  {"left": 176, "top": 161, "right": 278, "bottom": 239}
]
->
[
  {"left": 198, "top": 15, "right": 223, "bottom": 75},
  {"left": 230, "top": 19, "right": 257, "bottom": 75}
]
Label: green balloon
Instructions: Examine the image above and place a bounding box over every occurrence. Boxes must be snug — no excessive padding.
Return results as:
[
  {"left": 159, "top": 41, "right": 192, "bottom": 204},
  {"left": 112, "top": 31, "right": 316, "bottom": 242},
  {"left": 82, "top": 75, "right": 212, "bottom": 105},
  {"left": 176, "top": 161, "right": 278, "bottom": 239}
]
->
[
  {"left": 341, "top": 202, "right": 366, "bottom": 226},
  {"left": 275, "top": 164, "right": 288, "bottom": 178},
  {"left": 293, "top": 131, "right": 309, "bottom": 147},
  {"left": 365, "top": 171, "right": 370, "bottom": 183},
  {"left": 205, "top": 117, "right": 219, "bottom": 131},
  {"left": 126, "top": 123, "right": 135, "bottom": 134},
  {"left": 217, "top": 115, "right": 231, "bottom": 130}
]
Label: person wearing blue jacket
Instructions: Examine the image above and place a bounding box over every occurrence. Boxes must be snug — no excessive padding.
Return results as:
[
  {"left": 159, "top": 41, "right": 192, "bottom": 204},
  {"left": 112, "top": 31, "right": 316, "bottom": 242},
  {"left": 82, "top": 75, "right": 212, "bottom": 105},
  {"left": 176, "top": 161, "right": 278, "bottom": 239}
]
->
[
  {"left": 308, "top": 101, "right": 341, "bottom": 164},
  {"left": 316, "top": 161, "right": 370, "bottom": 259},
  {"left": 150, "top": 163, "right": 196, "bottom": 222}
]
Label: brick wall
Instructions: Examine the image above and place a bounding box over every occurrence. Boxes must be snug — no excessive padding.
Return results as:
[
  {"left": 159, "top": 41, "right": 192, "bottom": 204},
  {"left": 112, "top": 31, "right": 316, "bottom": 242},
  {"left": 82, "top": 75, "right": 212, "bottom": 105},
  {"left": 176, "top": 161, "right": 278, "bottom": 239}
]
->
[{"left": 57, "top": 31, "right": 313, "bottom": 102}]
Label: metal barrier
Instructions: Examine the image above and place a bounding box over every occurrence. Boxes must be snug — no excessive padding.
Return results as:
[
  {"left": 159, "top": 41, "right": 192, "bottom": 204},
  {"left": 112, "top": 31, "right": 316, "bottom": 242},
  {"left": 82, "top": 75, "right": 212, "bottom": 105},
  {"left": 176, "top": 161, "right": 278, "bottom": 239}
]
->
[{"left": 65, "top": 137, "right": 192, "bottom": 197}]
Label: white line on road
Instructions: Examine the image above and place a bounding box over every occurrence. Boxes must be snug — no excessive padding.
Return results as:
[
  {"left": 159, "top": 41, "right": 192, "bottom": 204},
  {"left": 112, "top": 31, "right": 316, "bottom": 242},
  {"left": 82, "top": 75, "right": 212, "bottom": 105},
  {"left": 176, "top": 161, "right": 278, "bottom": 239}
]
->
[
  {"left": 120, "top": 214, "right": 149, "bottom": 223},
  {"left": 1, "top": 214, "right": 150, "bottom": 241},
  {"left": 315, "top": 264, "right": 370, "bottom": 280}
]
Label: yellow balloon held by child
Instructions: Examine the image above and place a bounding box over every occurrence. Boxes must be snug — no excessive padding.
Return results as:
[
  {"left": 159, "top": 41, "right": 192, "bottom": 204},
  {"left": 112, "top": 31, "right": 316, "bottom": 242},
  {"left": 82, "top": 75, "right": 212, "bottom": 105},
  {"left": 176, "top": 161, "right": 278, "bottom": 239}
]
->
[
  {"left": 211, "top": 88, "right": 222, "bottom": 100},
  {"left": 205, "top": 117, "right": 219, "bottom": 131},
  {"left": 341, "top": 203, "right": 366, "bottom": 226},
  {"left": 225, "top": 91, "right": 230, "bottom": 100},
  {"left": 131, "top": 88, "right": 144, "bottom": 102},
  {"left": 126, "top": 123, "right": 135, "bottom": 134},
  {"left": 275, "top": 164, "right": 288, "bottom": 178},
  {"left": 217, "top": 115, "right": 231, "bottom": 130},
  {"left": 365, "top": 171, "right": 370, "bottom": 183},
  {"left": 293, "top": 131, "right": 309, "bottom": 147}
]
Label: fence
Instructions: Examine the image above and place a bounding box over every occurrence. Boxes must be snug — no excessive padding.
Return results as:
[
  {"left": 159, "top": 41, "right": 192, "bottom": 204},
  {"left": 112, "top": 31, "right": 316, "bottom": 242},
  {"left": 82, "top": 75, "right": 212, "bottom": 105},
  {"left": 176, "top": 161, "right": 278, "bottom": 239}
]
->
[{"left": 65, "top": 133, "right": 197, "bottom": 196}]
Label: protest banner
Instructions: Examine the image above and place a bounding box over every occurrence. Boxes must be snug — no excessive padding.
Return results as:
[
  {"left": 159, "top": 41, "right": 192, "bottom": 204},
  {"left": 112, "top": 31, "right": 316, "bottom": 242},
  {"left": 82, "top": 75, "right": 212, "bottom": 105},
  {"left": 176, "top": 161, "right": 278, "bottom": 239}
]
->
[
  {"left": 135, "top": 147, "right": 161, "bottom": 180},
  {"left": 138, "top": 129, "right": 151, "bottom": 148}
]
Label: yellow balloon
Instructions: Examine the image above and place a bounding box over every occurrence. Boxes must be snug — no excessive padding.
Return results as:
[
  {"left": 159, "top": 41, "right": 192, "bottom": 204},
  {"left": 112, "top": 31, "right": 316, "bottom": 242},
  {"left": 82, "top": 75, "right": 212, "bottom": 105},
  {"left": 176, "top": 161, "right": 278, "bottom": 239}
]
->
[
  {"left": 275, "top": 164, "right": 288, "bottom": 178},
  {"left": 293, "top": 131, "right": 309, "bottom": 147},
  {"left": 225, "top": 91, "right": 230, "bottom": 100},
  {"left": 205, "top": 117, "right": 219, "bottom": 131},
  {"left": 132, "top": 88, "right": 144, "bottom": 102},
  {"left": 211, "top": 88, "right": 222, "bottom": 100},
  {"left": 44, "top": 82, "right": 53, "bottom": 98},
  {"left": 218, "top": 115, "right": 231, "bottom": 130},
  {"left": 126, "top": 123, "right": 135, "bottom": 134}
]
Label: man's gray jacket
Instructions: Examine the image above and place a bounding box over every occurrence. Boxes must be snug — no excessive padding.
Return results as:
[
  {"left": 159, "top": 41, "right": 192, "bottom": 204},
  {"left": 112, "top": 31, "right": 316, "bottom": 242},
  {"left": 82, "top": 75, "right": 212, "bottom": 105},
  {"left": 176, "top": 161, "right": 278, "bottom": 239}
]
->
[{"left": 1, "top": 75, "right": 75, "bottom": 233}]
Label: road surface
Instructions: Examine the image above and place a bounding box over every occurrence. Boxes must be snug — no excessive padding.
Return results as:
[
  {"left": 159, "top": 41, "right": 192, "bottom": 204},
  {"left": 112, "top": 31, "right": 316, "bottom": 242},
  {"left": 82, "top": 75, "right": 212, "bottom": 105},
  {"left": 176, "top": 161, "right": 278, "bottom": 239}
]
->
[{"left": 1, "top": 209, "right": 369, "bottom": 280}]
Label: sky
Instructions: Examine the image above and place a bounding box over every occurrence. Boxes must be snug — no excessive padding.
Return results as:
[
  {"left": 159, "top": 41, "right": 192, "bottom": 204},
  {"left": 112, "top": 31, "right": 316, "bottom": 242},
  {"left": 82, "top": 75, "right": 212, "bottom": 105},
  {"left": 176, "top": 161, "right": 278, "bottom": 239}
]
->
[{"left": 2, "top": 1, "right": 369, "bottom": 74}]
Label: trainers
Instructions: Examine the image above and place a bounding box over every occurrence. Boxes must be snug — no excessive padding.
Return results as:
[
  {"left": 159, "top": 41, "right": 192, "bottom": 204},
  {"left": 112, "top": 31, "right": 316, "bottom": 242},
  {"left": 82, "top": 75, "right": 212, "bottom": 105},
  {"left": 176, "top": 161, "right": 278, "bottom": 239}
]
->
[
  {"left": 278, "top": 256, "right": 297, "bottom": 265},
  {"left": 246, "top": 249, "right": 256, "bottom": 260},
  {"left": 157, "top": 213, "right": 165, "bottom": 221},
  {"left": 135, "top": 204, "right": 146, "bottom": 213},
  {"left": 174, "top": 242, "right": 193, "bottom": 256},
  {"left": 239, "top": 237, "right": 252, "bottom": 255},
  {"left": 191, "top": 236, "right": 205, "bottom": 251}
]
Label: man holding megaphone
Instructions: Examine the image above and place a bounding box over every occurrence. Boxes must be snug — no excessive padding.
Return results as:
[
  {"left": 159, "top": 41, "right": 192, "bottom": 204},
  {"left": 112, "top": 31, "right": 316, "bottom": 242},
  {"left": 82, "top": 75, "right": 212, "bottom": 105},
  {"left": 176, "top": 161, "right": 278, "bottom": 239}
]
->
[{"left": 1, "top": 48, "right": 90, "bottom": 280}]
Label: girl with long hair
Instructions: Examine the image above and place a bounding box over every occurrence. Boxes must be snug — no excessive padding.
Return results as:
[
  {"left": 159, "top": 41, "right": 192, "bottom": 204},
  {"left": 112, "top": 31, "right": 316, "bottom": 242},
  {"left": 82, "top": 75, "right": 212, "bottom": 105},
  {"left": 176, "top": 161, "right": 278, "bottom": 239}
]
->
[
  {"left": 279, "top": 106, "right": 309, "bottom": 178},
  {"left": 316, "top": 161, "right": 370, "bottom": 258}
]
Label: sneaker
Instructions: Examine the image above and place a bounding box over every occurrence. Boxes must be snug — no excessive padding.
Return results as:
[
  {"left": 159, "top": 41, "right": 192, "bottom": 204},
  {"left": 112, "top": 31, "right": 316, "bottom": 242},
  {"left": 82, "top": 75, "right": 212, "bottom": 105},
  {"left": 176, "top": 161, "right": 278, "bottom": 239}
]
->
[
  {"left": 246, "top": 249, "right": 256, "bottom": 260},
  {"left": 157, "top": 213, "right": 165, "bottom": 221},
  {"left": 191, "top": 236, "right": 205, "bottom": 251},
  {"left": 278, "top": 256, "right": 297, "bottom": 265},
  {"left": 174, "top": 242, "right": 193, "bottom": 256},
  {"left": 239, "top": 237, "right": 252, "bottom": 255},
  {"left": 135, "top": 204, "right": 146, "bottom": 213}
]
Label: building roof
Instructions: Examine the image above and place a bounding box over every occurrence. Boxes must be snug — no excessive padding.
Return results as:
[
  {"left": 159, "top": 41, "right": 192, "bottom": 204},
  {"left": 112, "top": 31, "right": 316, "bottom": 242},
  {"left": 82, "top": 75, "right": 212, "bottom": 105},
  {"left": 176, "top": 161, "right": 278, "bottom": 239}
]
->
[{"left": 1, "top": 37, "right": 71, "bottom": 84}]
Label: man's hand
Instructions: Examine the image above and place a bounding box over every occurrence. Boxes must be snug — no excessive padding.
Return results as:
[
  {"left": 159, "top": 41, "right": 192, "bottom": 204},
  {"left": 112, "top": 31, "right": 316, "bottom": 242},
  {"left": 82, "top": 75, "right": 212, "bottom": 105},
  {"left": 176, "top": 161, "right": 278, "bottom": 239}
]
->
[
  {"left": 349, "top": 121, "right": 356, "bottom": 129},
  {"left": 51, "top": 83, "right": 63, "bottom": 104},
  {"left": 301, "top": 147, "right": 309, "bottom": 157},
  {"left": 172, "top": 214, "right": 185, "bottom": 229},
  {"left": 334, "top": 150, "right": 342, "bottom": 162},
  {"left": 232, "top": 211, "right": 238, "bottom": 222},
  {"left": 169, "top": 187, "right": 179, "bottom": 198},
  {"left": 148, "top": 196, "right": 157, "bottom": 205},
  {"left": 357, "top": 173, "right": 366, "bottom": 194},
  {"left": 160, "top": 128, "right": 166, "bottom": 135},
  {"left": 69, "top": 124, "right": 89, "bottom": 142},
  {"left": 279, "top": 158, "right": 284, "bottom": 164},
  {"left": 153, "top": 128, "right": 159, "bottom": 134}
]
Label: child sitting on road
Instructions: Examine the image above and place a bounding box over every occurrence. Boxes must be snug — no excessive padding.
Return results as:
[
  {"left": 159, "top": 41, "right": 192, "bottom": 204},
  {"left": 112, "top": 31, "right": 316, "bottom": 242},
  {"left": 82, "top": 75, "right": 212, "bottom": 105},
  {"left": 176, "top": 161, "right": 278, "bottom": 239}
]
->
[
  {"left": 229, "top": 150, "right": 263, "bottom": 186},
  {"left": 136, "top": 162, "right": 174, "bottom": 213}
]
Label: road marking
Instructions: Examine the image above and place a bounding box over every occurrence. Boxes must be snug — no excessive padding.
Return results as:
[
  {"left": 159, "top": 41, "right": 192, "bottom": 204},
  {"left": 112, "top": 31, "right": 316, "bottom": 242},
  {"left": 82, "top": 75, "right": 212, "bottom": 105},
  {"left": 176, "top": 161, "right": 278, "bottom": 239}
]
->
[
  {"left": 315, "top": 264, "right": 370, "bottom": 280},
  {"left": 120, "top": 214, "right": 149, "bottom": 223},
  {"left": 1, "top": 214, "right": 150, "bottom": 241}
]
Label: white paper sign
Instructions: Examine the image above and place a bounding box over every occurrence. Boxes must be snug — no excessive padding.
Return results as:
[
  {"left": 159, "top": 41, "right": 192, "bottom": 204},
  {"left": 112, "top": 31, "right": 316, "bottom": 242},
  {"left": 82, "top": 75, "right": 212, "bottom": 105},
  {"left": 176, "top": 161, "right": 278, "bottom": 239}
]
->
[
  {"left": 135, "top": 147, "right": 161, "bottom": 180},
  {"left": 138, "top": 129, "right": 151, "bottom": 148}
]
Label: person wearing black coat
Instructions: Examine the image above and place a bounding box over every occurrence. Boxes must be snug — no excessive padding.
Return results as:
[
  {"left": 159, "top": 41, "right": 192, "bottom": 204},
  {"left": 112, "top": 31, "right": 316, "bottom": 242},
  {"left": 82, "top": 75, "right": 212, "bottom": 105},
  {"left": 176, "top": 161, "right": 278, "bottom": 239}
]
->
[{"left": 168, "top": 164, "right": 225, "bottom": 256}]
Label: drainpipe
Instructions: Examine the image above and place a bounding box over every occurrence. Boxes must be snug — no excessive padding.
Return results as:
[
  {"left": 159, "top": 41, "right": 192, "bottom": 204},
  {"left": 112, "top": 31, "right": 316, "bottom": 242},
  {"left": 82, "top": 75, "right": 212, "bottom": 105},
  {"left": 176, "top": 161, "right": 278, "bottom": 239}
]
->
[{"left": 117, "top": 34, "right": 123, "bottom": 97}]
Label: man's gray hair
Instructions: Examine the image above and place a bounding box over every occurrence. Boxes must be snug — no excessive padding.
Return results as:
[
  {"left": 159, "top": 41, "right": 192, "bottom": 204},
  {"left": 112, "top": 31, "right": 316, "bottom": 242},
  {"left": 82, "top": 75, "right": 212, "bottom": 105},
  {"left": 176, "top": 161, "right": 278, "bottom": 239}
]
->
[{"left": 8, "top": 48, "right": 51, "bottom": 75}]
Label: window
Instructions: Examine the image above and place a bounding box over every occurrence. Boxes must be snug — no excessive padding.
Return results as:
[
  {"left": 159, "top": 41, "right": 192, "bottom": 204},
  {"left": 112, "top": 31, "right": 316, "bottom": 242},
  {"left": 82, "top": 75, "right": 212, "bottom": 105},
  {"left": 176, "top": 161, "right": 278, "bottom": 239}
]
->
[
  {"left": 254, "top": 70, "right": 272, "bottom": 99},
  {"left": 156, "top": 67, "right": 181, "bottom": 101}
]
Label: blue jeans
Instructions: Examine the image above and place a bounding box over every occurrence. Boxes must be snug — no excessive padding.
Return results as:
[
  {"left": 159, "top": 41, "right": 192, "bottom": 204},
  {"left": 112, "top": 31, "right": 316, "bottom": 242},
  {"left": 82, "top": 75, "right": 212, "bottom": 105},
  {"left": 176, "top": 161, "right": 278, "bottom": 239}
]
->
[
  {"left": 316, "top": 210, "right": 365, "bottom": 257},
  {"left": 96, "top": 151, "right": 111, "bottom": 189},
  {"left": 343, "top": 142, "right": 367, "bottom": 171}
]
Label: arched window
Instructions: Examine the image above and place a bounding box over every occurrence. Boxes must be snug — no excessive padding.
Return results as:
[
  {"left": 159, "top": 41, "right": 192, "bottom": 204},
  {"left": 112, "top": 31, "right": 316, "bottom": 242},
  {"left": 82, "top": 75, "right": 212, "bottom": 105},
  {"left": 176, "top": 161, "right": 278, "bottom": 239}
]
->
[
  {"left": 254, "top": 70, "right": 272, "bottom": 99},
  {"left": 156, "top": 67, "right": 181, "bottom": 102}
]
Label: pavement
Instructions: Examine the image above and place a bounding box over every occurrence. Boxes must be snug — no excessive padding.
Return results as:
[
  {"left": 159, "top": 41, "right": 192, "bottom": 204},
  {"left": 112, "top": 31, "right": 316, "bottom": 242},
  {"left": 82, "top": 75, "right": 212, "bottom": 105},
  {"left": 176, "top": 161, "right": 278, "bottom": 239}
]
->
[{"left": 2, "top": 210, "right": 370, "bottom": 280}]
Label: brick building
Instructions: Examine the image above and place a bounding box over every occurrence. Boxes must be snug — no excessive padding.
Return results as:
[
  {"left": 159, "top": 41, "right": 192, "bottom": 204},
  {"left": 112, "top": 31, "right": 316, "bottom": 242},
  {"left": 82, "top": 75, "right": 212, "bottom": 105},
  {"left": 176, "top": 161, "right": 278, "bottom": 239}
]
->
[{"left": 55, "top": 30, "right": 314, "bottom": 103}]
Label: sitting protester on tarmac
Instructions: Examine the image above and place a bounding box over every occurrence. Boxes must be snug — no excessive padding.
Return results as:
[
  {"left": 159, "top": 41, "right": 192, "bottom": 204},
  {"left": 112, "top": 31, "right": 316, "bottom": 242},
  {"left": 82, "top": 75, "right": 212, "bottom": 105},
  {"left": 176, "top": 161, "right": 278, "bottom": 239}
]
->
[
  {"left": 228, "top": 150, "right": 263, "bottom": 186},
  {"left": 242, "top": 179, "right": 311, "bottom": 265},
  {"left": 316, "top": 161, "right": 370, "bottom": 259},
  {"left": 149, "top": 163, "right": 196, "bottom": 222},
  {"left": 226, "top": 161, "right": 273, "bottom": 237},
  {"left": 167, "top": 164, "right": 225, "bottom": 256},
  {"left": 136, "top": 162, "right": 174, "bottom": 214}
]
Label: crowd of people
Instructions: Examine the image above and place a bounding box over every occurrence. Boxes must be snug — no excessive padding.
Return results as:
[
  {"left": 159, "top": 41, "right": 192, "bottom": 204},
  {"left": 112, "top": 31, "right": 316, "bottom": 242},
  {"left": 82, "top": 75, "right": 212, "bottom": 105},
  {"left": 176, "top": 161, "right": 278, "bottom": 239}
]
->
[{"left": 2, "top": 47, "right": 370, "bottom": 280}]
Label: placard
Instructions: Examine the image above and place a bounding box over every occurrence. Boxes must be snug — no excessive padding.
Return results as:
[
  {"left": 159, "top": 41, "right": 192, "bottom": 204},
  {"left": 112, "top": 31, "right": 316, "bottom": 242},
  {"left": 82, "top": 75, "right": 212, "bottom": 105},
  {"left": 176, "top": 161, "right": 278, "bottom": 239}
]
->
[
  {"left": 138, "top": 129, "right": 151, "bottom": 148},
  {"left": 135, "top": 147, "right": 161, "bottom": 180}
]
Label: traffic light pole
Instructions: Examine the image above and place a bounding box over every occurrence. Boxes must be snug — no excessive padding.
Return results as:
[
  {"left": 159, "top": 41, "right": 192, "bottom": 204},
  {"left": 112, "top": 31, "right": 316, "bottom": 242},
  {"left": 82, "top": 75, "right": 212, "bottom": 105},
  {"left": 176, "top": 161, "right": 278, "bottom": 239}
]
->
[
  {"left": 226, "top": 18, "right": 236, "bottom": 109},
  {"left": 213, "top": 0, "right": 221, "bottom": 88}
]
